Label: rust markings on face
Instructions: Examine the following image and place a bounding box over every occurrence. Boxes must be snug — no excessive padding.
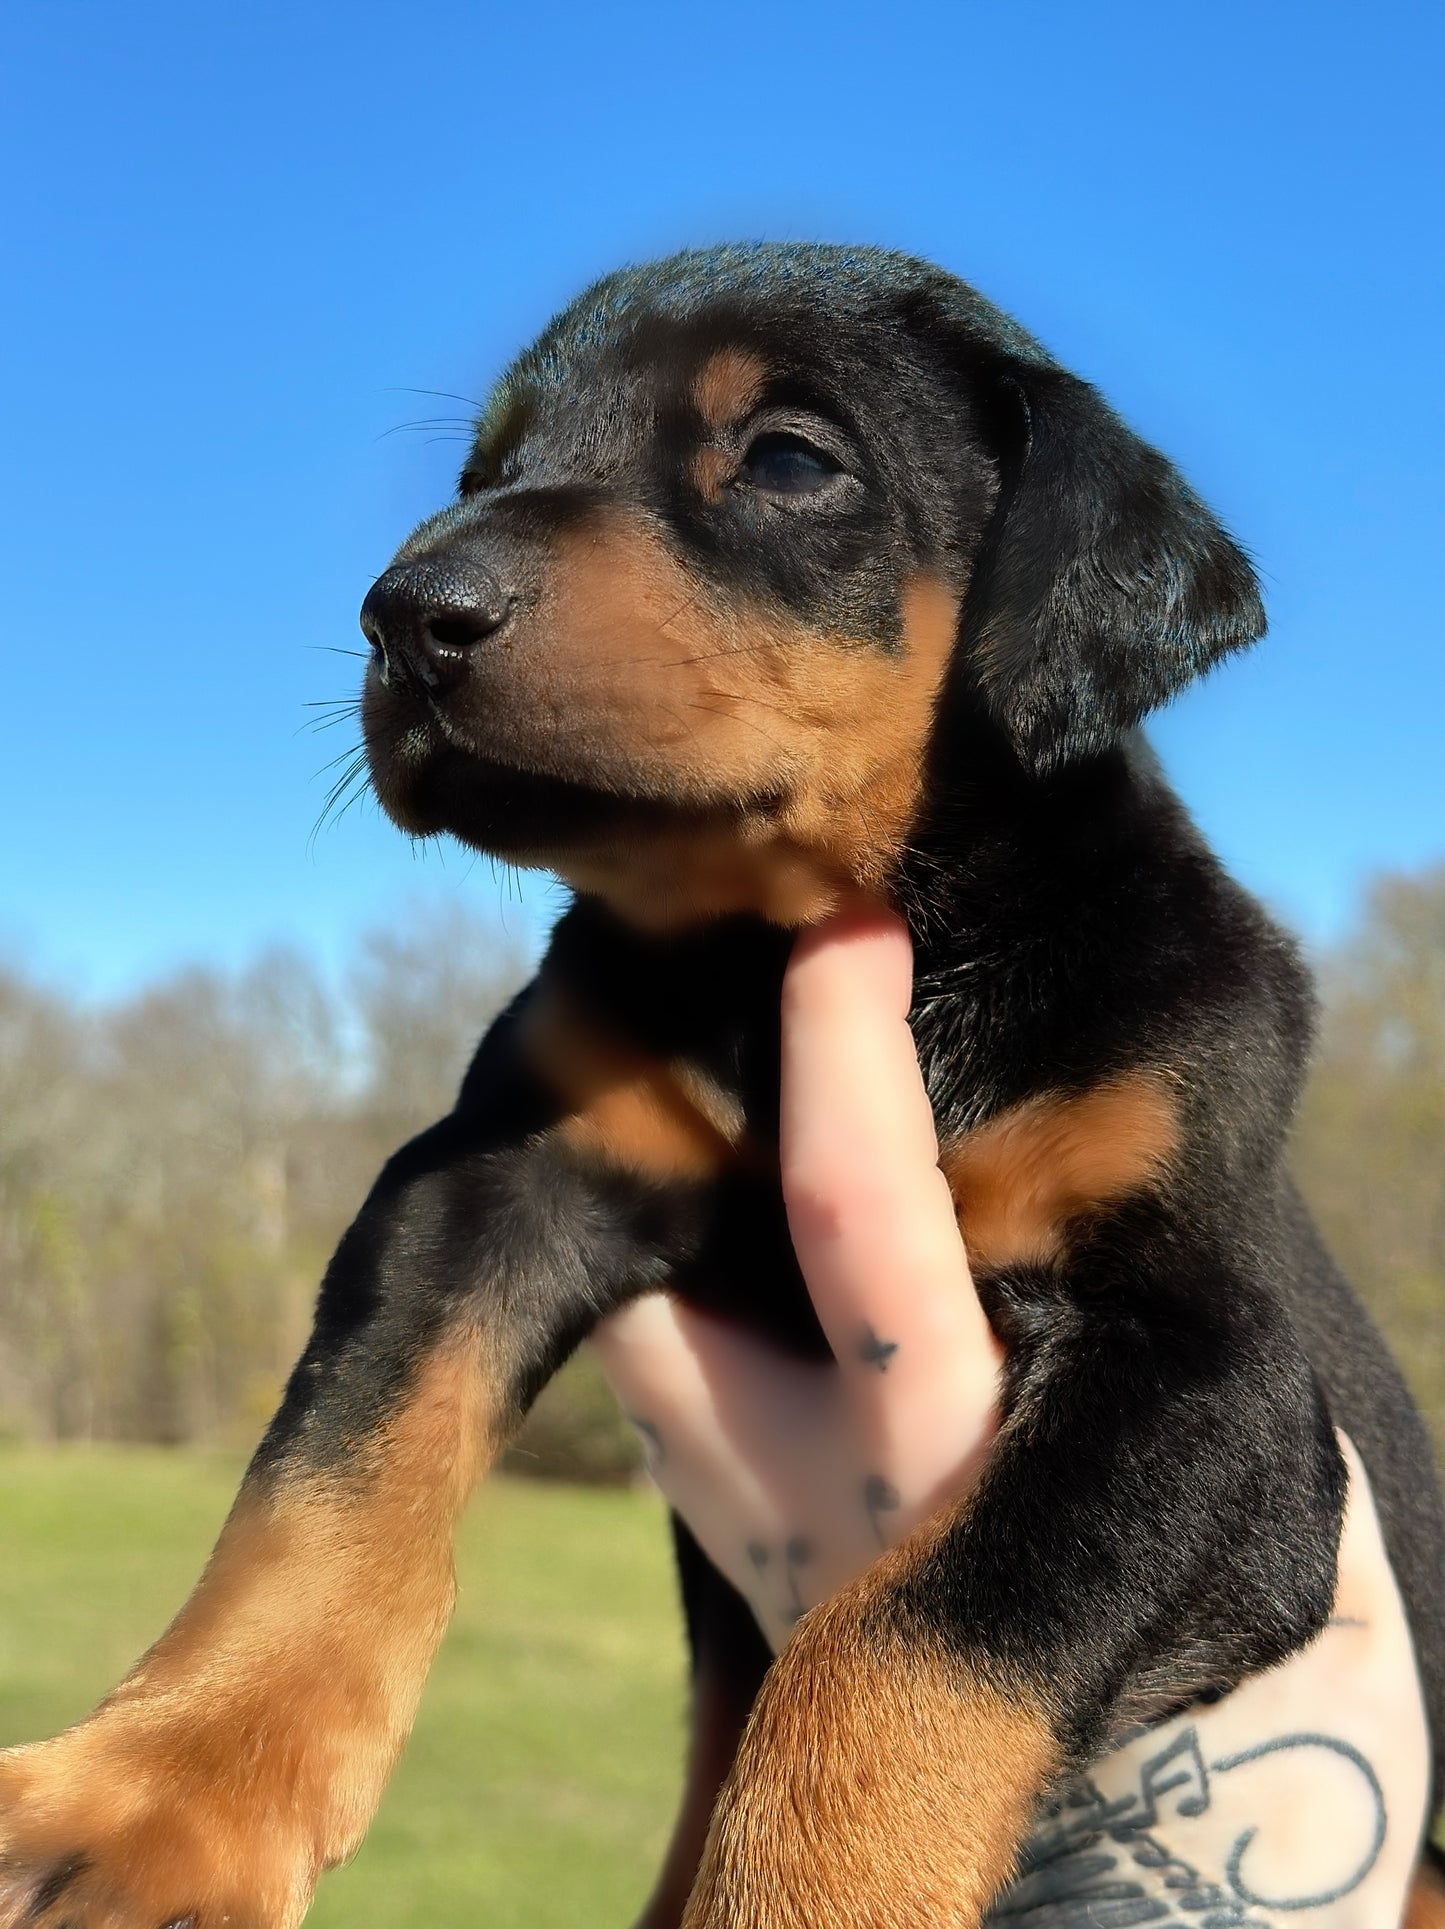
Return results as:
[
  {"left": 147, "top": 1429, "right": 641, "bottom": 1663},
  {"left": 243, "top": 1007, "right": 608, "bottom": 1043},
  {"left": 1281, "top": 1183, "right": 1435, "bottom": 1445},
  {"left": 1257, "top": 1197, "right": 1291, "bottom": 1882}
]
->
[
  {"left": 691, "top": 443, "right": 735, "bottom": 503},
  {"left": 941, "top": 1072, "right": 1182, "bottom": 1271},
  {"left": 521, "top": 984, "right": 745, "bottom": 1180},
  {"left": 521, "top": 512, "right": 959, "bottom": 929},
  {"left": 690, "top": 349, "right": 768, "bottom": 501},
  {"left": 683, "top": 1507, "right": 1058, "bottom": 1927},
  {"left": 692, "top": 348, "right": 768, "bottom": 430},
  {"left": 0, "top": 1333, "right": 499, "bottom": 1926}
]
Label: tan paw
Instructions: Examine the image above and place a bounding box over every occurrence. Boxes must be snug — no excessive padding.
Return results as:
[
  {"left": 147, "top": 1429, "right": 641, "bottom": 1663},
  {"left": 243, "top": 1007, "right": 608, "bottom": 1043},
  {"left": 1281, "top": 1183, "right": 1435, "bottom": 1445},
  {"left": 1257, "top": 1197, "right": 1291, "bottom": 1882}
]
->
[{"left": 0, "top": 1720, "right": 322, "bottom": 1929}]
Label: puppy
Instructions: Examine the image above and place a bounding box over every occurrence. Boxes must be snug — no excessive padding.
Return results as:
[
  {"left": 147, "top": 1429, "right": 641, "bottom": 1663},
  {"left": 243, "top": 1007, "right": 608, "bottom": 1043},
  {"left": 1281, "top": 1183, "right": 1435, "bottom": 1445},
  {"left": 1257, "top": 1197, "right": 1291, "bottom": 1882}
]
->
[{"left": 1, "top": 243, "right": 1441, "bottom": 1928}]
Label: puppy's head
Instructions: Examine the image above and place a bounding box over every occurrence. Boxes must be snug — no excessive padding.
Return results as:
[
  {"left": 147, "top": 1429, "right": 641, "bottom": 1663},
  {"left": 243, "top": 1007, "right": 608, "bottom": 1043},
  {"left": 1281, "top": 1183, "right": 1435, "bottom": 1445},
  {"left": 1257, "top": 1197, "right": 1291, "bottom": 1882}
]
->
[{"left": 361, "top": 244, "right": 1262, "bottom": 930}]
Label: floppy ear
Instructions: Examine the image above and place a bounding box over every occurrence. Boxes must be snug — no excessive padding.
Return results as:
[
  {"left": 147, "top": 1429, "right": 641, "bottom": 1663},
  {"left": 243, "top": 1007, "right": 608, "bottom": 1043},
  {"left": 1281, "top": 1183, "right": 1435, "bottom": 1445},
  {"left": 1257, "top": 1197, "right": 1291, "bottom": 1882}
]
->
[{"left": 961, "top": 365, "right": 1265, "bottom": 775}]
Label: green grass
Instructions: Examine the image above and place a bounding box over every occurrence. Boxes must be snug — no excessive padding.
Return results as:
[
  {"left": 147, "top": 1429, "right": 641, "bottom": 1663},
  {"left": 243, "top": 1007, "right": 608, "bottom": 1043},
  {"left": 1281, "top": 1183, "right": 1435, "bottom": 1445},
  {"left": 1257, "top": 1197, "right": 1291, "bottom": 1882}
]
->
[{"left": 0, "top": 1449, "right": 688, "bottom": 1927}]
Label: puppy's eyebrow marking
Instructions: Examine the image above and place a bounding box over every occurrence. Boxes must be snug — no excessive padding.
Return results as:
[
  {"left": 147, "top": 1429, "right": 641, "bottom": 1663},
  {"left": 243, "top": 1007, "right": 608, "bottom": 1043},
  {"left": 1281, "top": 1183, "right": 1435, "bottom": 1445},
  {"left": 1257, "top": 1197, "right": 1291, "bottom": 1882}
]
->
[{"left": 693, "top": 348, "right": 768, "bottom": 430}]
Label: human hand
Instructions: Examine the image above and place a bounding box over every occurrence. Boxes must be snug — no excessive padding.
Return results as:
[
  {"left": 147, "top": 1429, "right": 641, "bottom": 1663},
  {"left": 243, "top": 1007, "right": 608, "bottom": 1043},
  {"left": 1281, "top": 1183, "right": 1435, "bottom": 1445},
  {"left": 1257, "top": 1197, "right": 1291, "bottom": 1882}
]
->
[
  {"left": 592, "top": 906, "right": 1002, "bottom": 1652},
  {"left": 592, "top": 908, "right": 1432, "bottom": 1923},
  {"left": 1001, "top": 1428, "right": 1431, "bottom": 1924}
]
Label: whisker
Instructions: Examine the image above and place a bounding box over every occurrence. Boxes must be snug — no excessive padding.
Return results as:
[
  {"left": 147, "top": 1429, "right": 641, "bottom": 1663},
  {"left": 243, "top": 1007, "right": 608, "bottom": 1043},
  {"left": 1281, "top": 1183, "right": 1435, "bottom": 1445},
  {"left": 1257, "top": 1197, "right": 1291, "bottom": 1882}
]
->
[
  {"left": 331, "top": 773, "right": 378, "bottom": 830},
  {"left": 308, "top": 750, "right": 373, "bottom": 853},
  {"left": 656, "top": 640, "right": 777, "bottom": 668},
  {"left": 687, "top": 698, "right": 790, "bottom": 757},
  {"left": 313, "top": 740, "right": 373, "bottom": 779},
  {"left": 316, "top": 749, "right": 368, "bottom": 798},
  {"left": 375, "top": 420, "right": 475, "bottom": 443},
  {"left": 298, "top": 707, "right": 364, "bottom": 737},
  {"left": 384, "top": 386, "right": 486, "bottom": 411}
]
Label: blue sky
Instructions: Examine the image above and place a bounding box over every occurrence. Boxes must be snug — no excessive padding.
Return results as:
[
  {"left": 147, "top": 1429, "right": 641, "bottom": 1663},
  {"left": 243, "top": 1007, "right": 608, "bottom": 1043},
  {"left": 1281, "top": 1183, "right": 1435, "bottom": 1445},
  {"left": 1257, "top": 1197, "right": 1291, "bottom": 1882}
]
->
[{"left": 2, "top": 0, "right": 1441, "bottom": 995}]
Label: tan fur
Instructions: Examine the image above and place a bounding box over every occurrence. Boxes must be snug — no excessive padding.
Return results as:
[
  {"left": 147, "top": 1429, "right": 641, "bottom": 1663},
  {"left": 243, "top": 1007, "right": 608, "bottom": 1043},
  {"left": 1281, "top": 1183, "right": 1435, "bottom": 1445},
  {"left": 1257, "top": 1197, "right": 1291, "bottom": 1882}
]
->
[
  {"left": 530, "top": 521, "right": 958, "bottom": 928},
  {"left": 522, "top": 985, "right": 745, "bottom": 1179},
  {"left": 692, "top": 443, "right": 735, "bottom": 502},
  {"left": 693, "top": 349, "right": 768, "bottom": 430},
  {"left": 683, "top": 1517, "right": 1056, "bottom": 1928},
  {"left": 941, "top": 1073, "right": 1181, "bottom": 1271},
  {"left": 0, "top": 1337, "right": 498, "bottom": 1927},
  {"left": 1407, "top": 1857, "right": 1445, "bottom": 1929}
]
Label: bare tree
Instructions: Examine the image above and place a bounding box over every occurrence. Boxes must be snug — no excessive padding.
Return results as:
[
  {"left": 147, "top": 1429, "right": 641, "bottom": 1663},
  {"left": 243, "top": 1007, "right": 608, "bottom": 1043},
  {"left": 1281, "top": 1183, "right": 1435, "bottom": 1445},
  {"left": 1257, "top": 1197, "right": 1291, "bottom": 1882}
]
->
[
  {"left": 1293, "top": 865, "right": 1445, "bottom": 1465},
  {"left": 2, "top": 873, "right": 1438, "bottom": 1480},
  {"left": 0, "top": 903, "right": 526, "bottom": 1449}
]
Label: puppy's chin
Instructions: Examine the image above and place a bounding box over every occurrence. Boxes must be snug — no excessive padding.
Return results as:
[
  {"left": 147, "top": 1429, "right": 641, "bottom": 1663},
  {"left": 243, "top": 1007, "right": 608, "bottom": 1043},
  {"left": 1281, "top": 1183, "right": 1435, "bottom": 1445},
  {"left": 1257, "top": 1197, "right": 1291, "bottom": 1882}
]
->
[
  {"left": 371, "top": 744, "right": 607, "bottom": 864},
  {"left": 365, "top": 728, "right": 759, "bottom": 877}
]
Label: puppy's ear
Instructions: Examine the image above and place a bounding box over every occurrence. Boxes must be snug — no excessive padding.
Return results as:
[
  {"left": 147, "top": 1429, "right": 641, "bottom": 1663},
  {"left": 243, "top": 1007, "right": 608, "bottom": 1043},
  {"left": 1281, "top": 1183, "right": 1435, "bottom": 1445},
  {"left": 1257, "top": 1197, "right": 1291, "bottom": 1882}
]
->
[{"left": 962, "top": 365, "right": 1264, "bottom": 775}]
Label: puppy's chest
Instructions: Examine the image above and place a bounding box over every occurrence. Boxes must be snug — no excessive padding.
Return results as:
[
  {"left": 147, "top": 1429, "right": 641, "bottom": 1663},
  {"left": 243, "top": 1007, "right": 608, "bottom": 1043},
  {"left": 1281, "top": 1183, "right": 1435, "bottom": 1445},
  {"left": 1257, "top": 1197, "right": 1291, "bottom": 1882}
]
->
[{"left": 522, "top": 983, "right": 1181, "bottom": 1309}]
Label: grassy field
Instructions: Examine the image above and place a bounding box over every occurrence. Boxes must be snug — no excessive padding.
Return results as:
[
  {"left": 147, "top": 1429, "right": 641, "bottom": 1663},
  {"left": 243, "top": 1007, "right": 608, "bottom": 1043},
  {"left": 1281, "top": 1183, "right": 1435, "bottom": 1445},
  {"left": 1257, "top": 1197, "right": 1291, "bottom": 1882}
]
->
[{"left": 0, "top": 1449, "right": 687, "bottom": 1927}]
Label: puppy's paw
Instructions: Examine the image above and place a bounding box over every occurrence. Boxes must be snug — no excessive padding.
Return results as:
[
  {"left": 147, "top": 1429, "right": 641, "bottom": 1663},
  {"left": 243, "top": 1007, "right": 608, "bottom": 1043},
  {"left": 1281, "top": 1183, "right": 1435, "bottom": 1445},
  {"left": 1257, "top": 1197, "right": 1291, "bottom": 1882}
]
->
[{"left": 0, "top": 1721, "right": 321, "bottom": 1929}]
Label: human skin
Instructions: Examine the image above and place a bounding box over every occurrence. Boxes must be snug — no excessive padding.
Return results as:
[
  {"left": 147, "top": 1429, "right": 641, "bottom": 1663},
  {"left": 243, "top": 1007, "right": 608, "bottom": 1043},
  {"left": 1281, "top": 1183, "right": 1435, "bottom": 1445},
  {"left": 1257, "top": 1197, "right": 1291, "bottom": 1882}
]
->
[{"left": 594, "top": 909, "right": 1431, "bottom": 1925}]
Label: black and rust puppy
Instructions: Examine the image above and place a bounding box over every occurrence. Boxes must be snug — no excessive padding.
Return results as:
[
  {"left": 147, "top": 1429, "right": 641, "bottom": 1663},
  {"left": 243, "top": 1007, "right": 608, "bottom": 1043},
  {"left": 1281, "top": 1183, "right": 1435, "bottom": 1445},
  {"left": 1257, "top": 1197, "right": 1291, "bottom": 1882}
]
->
[{"left": 1, "top": 244, "right": 1442, "bottom": 1927}]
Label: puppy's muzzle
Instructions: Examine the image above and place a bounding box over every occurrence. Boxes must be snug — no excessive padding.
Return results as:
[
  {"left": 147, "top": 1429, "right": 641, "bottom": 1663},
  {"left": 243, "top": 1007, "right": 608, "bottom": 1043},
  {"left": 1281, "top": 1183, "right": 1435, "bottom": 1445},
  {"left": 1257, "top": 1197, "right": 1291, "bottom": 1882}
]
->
[{"left": 360, "top": 554, "right": 514, "bottom": 692}]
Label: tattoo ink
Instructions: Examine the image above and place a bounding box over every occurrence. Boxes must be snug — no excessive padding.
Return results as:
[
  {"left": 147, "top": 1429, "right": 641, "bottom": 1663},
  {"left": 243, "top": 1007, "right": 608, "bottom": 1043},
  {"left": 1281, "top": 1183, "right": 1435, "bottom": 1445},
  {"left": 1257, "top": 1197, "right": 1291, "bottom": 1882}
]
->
[
  {"left": 988, "top": 1719, "right": 1388, "bottom": 1924},
  {"left": 857, "top": 1323, "right": 899, "bottom": 1372},
  {"left": 783, "top": 1535, "right": 814, "bottom": 1621},
  {"left": 994, "top": 1725, "right": 1260, "bottom": 1924},
  {"left": 1214, "top": 1733, "right": 1386, "bottom": 1911},
  {"left": 863, "top": 1473, "right": 902, "bottom": 1547},
  {"left": 1139, "top": 1726, "right": 1210, "bottom": 1819},
  {"left": 625, "top": 1415, "right": 665, "bottom": 1467}
]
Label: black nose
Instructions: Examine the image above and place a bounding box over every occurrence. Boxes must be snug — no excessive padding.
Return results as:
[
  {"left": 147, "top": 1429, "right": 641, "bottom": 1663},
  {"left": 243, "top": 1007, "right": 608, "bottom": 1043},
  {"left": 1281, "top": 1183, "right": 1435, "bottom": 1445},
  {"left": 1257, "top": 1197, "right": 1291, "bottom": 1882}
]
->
[{"left": 359, "top": 555, "right": 514, "bottom": 690}]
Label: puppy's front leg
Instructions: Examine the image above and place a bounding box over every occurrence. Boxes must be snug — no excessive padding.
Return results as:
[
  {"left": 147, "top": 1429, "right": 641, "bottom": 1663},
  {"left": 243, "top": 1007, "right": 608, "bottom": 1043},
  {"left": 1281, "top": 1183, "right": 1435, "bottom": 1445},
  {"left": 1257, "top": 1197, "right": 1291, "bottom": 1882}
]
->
[
  {"left": 684, "top": 1240, "right": 1346, "bottom": 1928},
  {"left": 682, "top": 1544, "right": 1056, "bottom": 1929},
  {"left": 0, "top": 1003, "right": 666, "bottom": 1929}
]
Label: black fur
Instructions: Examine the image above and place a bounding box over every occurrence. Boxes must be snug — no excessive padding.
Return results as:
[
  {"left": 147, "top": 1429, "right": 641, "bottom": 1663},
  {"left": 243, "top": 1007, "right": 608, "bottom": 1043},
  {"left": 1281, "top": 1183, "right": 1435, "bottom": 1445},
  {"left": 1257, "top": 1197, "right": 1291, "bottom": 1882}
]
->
[{"left": 960, "top": 367, "right": 1266, "bottom": 773}]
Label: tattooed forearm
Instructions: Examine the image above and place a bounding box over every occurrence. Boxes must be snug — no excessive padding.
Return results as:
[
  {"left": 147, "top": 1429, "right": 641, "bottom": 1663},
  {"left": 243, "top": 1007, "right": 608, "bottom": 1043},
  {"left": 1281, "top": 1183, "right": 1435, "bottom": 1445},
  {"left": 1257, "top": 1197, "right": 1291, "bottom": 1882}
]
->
[
  {"left": 1215, "top": 1735, "right": 1385, "bottom": 1912},
  {"left": 987, "top": 1720, "right": 1389, "bottom": 1925}
]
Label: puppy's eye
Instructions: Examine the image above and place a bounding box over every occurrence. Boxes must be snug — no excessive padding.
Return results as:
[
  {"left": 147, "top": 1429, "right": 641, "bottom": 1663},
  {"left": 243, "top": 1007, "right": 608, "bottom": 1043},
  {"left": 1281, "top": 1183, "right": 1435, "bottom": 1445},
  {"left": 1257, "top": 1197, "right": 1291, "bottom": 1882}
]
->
[{"left": 739, "top": 433, "right": 841, "bottom": 495}]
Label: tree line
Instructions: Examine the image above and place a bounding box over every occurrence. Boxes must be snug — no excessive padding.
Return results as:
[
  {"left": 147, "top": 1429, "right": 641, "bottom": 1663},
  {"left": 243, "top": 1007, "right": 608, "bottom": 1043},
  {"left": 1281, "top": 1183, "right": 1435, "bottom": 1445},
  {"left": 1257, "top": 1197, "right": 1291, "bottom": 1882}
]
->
[{"left": 2, "top": 874, "right": 1441, "bottom": 1475}]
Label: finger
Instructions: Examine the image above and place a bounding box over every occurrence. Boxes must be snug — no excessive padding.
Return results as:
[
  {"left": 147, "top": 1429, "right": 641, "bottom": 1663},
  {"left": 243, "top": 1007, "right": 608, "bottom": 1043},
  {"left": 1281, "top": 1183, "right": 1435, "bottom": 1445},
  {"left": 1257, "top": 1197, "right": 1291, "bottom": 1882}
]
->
[
  {"left": 588, "top": 1292, "right": 707, "bottom": 1476},
  {"left": 780, "top": 908, "right": 1002, "bottom": 1472},
  {"left": 591, "top": 1296, "right": 844, "bottom": 1644},
  {"left": 590, "top": 1295, "right": 833, "bottom": 1516}
]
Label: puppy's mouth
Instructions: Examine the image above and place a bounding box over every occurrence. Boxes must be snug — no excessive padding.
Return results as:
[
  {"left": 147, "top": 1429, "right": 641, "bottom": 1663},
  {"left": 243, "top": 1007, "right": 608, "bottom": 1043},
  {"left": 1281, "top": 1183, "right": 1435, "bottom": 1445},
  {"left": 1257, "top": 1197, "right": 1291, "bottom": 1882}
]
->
[
  {"left": 355, "top": 536, "right": 960, "bottom": 930},
  {"left": 361, "top": 669, "right": 787, "bottom": 871}
]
